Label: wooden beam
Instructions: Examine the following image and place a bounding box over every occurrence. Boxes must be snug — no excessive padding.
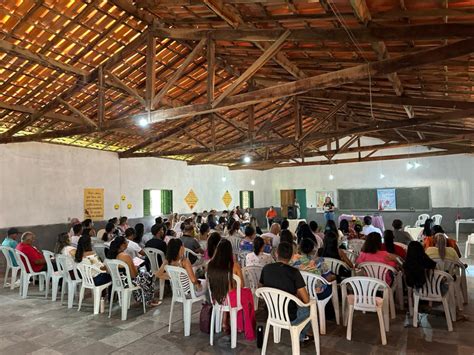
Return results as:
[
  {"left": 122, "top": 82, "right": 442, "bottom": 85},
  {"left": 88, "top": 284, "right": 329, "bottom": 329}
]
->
[
  {"left": 203, "top": 0, "right": 244, "bottom": 28},
  {"left": 300, "top": 100, "right": 346, "bottom": 140},
  {"left": 211, "top": 114, "right": 216, "bottom": 150},
  {"left": 0, "top": 39, "right": 88, "bottom": 79},
  {"left": 151, "top": 23, "right": 474, "bottom": 43},
  {"left": 256, "top": 97, "right": 292, "bottom": 135},
  {"left": 106, "top": 71, "right": 146, "bottom": 107},
  {"left": 57, "top": 98, "right": 97, "bottom": 128},
  {"left": 248, "top": 104, "right": 255, "bottom": 141},
  {"left": 145, "top": 32, "right": 156, "bottom": 110},
  {"left": 207, "top": 36, "right": 215, "bottom": 104},
  {"left": 0, "top": 101, "right": 83, "bottom": 125},
  {"left": 294, "top": 97, "right": 301, "bottom": 141},
  {"left": 98, "top": 66, "right": 105, "bottom": 128},
  {"left": 212, "top": 30, "right": 290, "bottom": 107},
  {"left": 142, "top": 38, "right": 474, "bottom": 123},
  {"left": 151, "top": 38, "right": 206, "bottom": 108}
]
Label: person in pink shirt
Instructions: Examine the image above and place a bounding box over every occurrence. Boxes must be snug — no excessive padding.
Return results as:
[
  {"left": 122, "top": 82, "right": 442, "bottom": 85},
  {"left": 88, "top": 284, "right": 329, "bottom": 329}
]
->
[{"left": 356, "top": 232, "right": 398, "bottom": 284}]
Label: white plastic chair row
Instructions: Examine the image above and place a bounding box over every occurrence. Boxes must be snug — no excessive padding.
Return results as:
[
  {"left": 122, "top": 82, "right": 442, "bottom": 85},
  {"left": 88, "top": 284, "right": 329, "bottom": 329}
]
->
[
  {"left": 0, "top": 246, "right": 20, "bottom": 290},
  {"left": 43, "top": 250, "right": 63, "bottom": 301},
  {"left": 15, "top": 249, "right": 48, "bottom": 299},
  {"left": 414, "top": 214, "right": 442, "bottom": 227},
  {"left": 56, "top": 254, "right": 82, "bottom": 308},
  {"left": 433, "top": 258, "right": 468, "bottom": 314},
  {"left": 77, "top": 262, "right": 112, "bottom": 315},
  {"left": 256, "top": 287, "right": 320, "bottom": 355},
  {"left": 144, "top": 247, "right": 166, "bottom": 301}
]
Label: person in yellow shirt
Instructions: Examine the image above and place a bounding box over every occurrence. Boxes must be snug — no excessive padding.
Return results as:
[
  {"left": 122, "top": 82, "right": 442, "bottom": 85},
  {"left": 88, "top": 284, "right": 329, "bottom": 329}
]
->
[{"left": 425, "top": 233, "right": 460, "bottom": 262}]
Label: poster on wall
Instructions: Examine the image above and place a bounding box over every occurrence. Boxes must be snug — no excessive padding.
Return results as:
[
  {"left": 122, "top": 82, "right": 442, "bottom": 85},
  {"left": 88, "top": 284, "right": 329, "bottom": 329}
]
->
[
  {"left": 84, "top": 188, "right": 104, "bottom": 220},
  {"left": 377, "top": 188, "right": 396, "bottom": 211},
  {"left": 222, "top": 190, "right": 232, "bottom": 208},
  {"left": 316, "top": 191, "right": 335, "bottom": 212},
  {"left": 184, "top": 189, "right": 199, "bottom": 210}
]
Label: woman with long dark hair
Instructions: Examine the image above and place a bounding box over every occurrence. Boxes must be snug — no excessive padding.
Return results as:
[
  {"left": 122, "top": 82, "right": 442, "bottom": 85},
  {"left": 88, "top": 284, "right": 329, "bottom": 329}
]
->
[
  {"left": 245, "top": 236, "right": 273, "bottom": 267},
  {"left": 204, "top": 232, "right": 221, "bottom": 261},
  {"left": 319, "top": 231, "right": 353, "bottom": 278},
  {"left": 403, "top": 241, "right": 436, "bottom": 289},
  {"left": 75, "top": 235, "right": 111, "bottom": 287},
  {"left": 382, "top": 230, "right": 406, "bottom": 259},
  {"left": 134, "top": 223, "right": 145, "bottom": 246},
  {"left": 108, "top": 236, "right": 160, "bottom": 306},
  {"left": 296, "top": 223, "right": 318, "bottom": 247},
  {"left": 228, "top": 220, "right": 244, "bottom": 238}
]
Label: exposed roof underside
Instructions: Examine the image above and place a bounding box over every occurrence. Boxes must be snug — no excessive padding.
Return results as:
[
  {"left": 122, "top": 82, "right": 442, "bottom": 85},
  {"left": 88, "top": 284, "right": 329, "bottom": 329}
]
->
[{"left": 1, "top": 0, "right": 474, "bottom": 170}]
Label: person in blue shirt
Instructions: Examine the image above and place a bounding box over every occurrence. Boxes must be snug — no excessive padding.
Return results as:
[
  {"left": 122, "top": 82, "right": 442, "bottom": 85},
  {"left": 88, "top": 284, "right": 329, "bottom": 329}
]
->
[{"left": 2, "top": 228, "right": 20, "bottom": 267}]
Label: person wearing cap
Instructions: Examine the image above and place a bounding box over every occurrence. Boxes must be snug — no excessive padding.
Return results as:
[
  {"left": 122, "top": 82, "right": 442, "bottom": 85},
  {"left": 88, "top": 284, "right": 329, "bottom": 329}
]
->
[{"left": 2, "top": 228, "right": 20, "bottom": 267}]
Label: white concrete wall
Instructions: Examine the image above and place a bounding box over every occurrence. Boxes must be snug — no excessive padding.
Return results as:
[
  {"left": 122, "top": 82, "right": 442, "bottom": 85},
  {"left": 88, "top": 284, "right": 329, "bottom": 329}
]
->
[{"left": 0, "top": 142, "right": 472, "bottom": 228}]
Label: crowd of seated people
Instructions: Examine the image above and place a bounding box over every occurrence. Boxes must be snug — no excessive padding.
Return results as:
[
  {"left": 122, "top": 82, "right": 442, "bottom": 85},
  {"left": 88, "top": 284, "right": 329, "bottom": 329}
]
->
[{"left": 2, "top": 208, "right": 468, "bottom": 346}]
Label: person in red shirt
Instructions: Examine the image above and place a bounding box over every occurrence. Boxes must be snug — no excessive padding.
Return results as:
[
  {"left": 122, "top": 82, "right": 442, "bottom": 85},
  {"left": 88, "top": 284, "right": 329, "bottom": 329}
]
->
[
  {"left": 265, "top": 206, "right": 277, "bottom": 229},
  {"left": 16, "top": 232, "right": 46, "bottom": 272}
]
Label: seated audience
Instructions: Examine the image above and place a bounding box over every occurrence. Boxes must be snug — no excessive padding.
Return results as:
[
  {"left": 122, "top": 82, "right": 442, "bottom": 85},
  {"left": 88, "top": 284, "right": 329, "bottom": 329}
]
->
[
  {"left": 352, "top": 224, "right": 364, "bottom": 239},
  {"left": 108, "top": 236, "right": 160, "bottom": 306},
  {"left": 392, "top": 219, "right": 412, "bottom": 245},
  {"left": 319, "top": 231, "right": 353, "bottom": 278},
  {"left": 134, "top": 223, "right": 145, "bottom": 246},
  {"left": 215, "top": 216, "right": 226, "bottom": 233},
  {"left": 54, "top": 232, "right": 76, "bottom": 258},
  {"left": 101, "top": 222, "right": 116, "bottom": 243},
  {"left": 180, "top": 224, "right": 204, "bottom": 264},
  {"left": 68, "top": 218, "right": 80, "bottom": 237},
  {"left": 246, "top": 236, "right": 273, "bottom": 267},
  {"left": 423, "top": 225, "right": 462, "bottom": 257},
  {"left": 261, "top": 223, "right": 281, "bottom": 248},
  {"left": 2, "top": 228, "right": 20, "bottom": 267},
  {"left": 16, "top": 232, "right": 46, "bottom": 272},
  {"left": 207, "top": 213, "right": 217, "bottom": 230},
  {"left": 82, "top": 219, "right": 96, "bottom": 236},
  {"left": 296, "top": 223, "right": 321, "bottom": 248},
  {"left": 381, "top": 230, "right": 406, "bottom": 259},
  {"left": 124, "top": 228, "right": 145, "bottom": 259},
  {"left": 240, "top": 226, "right": 256, "bottom": 252},
  {"left": 204, "top": 232, "right": 221, "bottom": 261},
  {"left": 260, "top": 242, "right": 312, "bottom": 343},
  {"left": 228, "top": 220, "right": 244, "bottom": 238},
  {"left": 74, "top": 235, "right": 111, "bottom": 287},
  {"left": 70, "top": 223, "right": 83, "bottom": 248},
  {"left": 157, "top": 239, "right": 206, "bottom": 296},
  {"left": 339, "top": 219, "right": 351, "bottom": 238},
  {"left": 164, "top": 228, "right": 176, "bottom": 244},
  {"left": 281, "top": 219, "right": 290, "bottom": 233},
  {"left": 403, "top": 241, "right": 436, "bottom": 289},
  {"left": 309, "top": 221, "right": 324, "bottom": 245},
  {"left": 117, "top": 216, "right": 129, "bottom": 234},
  {"left": 198, "top": 223, "right": 210, "bottom": 241},
  {"left": 420, "top": 218, "right": 434, "bottom": 240},
  {"left": 250, "top": 216, "right": 263, "bottom": 236},
  {"left": 144, "top": 224, "right": 167, "bottom": 267},
  {"left": 425, "top": 233, "right": 460, "bottom": 262},
  {"left": 362, "top": 216, "right": 382, "bottom": 237},
  {"left": 265, "top": 206, "right": 277, "bottom": 228}
]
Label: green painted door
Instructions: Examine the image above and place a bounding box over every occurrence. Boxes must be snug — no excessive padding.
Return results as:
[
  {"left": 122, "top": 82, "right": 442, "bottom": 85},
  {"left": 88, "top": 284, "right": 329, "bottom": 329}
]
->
[{"left": 295, "top": 189, "right": 307, "bottom": 219}]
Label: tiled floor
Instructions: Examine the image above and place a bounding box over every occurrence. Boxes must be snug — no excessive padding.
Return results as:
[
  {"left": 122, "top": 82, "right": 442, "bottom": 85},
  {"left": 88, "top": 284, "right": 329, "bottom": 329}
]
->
[{"left": 1, "top": 237, "right": 474, "bottom": 354}]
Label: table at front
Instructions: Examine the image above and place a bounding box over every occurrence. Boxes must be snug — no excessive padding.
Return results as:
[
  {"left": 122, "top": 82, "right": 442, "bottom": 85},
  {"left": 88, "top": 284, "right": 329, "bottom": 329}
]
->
[
  {"left": 288, "top": 219, "right": 306, "bottom": 233},
  {"left": 338, "top": 214, "right": 385, "bottom": 232},
  {"left": 455, "top": 219, "right": 474, "bottom": 241},
  {"left": 404, "top": 227, "right": 423, "bottom": 241}
]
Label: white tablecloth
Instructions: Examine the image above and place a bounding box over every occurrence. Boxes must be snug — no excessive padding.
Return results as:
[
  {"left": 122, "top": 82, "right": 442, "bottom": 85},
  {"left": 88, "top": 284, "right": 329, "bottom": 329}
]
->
[
  {"left": 405, "top": 226, "right": 423, "bottom": 241},
  {"left": 288, "top": 219, "right": 306, "bottom": 233}
]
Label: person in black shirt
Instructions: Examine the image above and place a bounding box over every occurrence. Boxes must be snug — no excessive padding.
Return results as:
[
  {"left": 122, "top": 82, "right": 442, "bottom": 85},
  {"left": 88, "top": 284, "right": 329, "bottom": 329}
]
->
[
  {"left": 144, "top": 223, "right": 167, "bottom": 269},
  {"left": 259, "top": 242, "right": 312, "bottom": 342}
]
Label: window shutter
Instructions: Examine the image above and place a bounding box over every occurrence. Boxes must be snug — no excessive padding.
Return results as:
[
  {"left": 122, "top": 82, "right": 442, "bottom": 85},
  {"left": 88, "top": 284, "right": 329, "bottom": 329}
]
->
[
  {"left": 249, "top": 191, "right": 254, "bottom": 208},
  {"left": 143, "top": 190, "right": 151, "bottom": 217},
  {"left": 239, "top": 191, "right": 243, "bottom": 209},
  {"left": 161, "top": 190, "right": 173, "bottom": 215}
]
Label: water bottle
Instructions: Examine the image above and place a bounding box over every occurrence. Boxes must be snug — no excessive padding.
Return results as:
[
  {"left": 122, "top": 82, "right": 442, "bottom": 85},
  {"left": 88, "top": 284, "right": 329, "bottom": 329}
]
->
[
  {"left": 256, "top": 325, "right": 263, "bottom": 348},
  {"left": 100, "top": 297, "right": 105, "bottom": 313}
]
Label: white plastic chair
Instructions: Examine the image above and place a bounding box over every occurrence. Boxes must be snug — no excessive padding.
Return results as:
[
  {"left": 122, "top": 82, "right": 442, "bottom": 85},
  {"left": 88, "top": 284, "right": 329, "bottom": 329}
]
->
[
  {"left": 105, "top": 259, "right": 146, "bottom": 320},
  {"left": 209, "top": 274, "right": 242, "bottom": 349},
  {"left": 431, "top": 214, "right": 443, "bottom": 226},
  {"left": 144, "top": 247, "right": 166, "bottom": 300},
  {"left": 228, "top": 236, "right": 242, "bottom": 257},
  {"left": 77, "top": 262, "right": 111, "bottom": 314},
  {"left": 433, "top": 258, "right": 467, "bottom": 314},
  {"left": 242, "top": 265, "right": 262, "bottom": 311},
  {"left": 464, "top": 234, "right": 474, "bottom": 258},
  {"left": 324, "top": 257, "right": 352, "bottom": 277},
  {"left": 358, "top": 262, "right": 403, "bottom": 318},
  {"left": 341, "top": 276, "right": 390, "bottom": 345},
  {"left": 238, "top": 251, "right": 250, "bottom": 268},
  {"left": 15, "top": 249, "right": 47, "bottom": 299},
  {"left": 96, "top": 229, "right": 106, "bottom": 241},
  {"left": 166, "top": 265, "right": 206, "bottom": 336},
  {"left": 93, "top": 244, "right": 107, "bottom": 262},
  {"left": 415, "top": 214, "right": 430, "bottom": 227},
  {"left": 43, "top": 250, "right": 63, "bottom": 301},
  {"left": 56, "top": 254, "right": 82, "bottom": 308},
  {"left": 342, "top": 249, "right": 357, "bottom": 265},
  {"left": 256, "top": 287, "right": 320, "bottom": 355},
  {"left": 301, "top": 271, "right": 340, "bottom": 334},
  {"left": 412, "top": 270, "right": 453, "bottom": 331},
  {"left": 348, "top": 239, "right": 365, "bottom": 255},
  {"left": 184, "top": 248, "right": 204, "bottom": 272},
  {"left": 0, "top": 246, "right": 20, "bottom": 290}
]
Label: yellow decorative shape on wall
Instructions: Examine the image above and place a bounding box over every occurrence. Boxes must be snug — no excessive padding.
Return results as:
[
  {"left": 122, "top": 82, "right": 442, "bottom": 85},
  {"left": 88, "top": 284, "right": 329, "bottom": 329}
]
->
[
  {"left": 114, "top": 204, "right": 119, "bottom": 210},
  {"left": 121, "top": 195, "right": 126, "bottom": 201},
  {"left": 184, "top": 189, "right": 199, "bottom": 210},
  {"left": 222, "top": 190, "right": 232, "bottom": 208},
  {"left": 127, "top": 203, "right": 132, "bottom": 209}
]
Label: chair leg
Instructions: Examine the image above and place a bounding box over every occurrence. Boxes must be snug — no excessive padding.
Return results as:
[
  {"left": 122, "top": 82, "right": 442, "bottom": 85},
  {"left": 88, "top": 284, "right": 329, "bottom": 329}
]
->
[
  {"left": 22, "top": 275, "right": 30, "bottom": 299},
  {"left": 346, "top": 305, "right": 354, "bottom": 341},
  {"left": 261, "top": 323, "right": 270, "bottom": 355},
  {"left": 67, "top": 283, "right": 75, "bottom": 309},
  {"left": 108, "top": 289, "right": 115, "bottom": 318},
  {"left": 168, "top": 299, "right": 175, "bottom": 333},
  {"left": 141, "top": 289, "right": 146, "bottom": 314},
  {"left": 52, "top": 278, "right": 59, "bottom": 302},
  {"left": 93, "top": 289, "right": 101, "bottom": 315},
  {"left": 376, "top": 308, "right": 387, "bottom": 345},
  {"left": 332, "top": 289, "right": 340, "bottom": 325},
  {"left": 11, "top": 268, "right": 19, "bottom": 290},
  {"left": 210, "top": 307, "right": 215, "bottom": 346},
  {"left": 121, "top": 291, "right": 129, "bottom": 321},
  {"left": 159, "top": 278, "right": 165, "bottom": 301},
  {"left": 317, "top": 301, "right": 326, "bottom": 335},
  {"left": 413, "top": 295, "right": 419, "bottom": 327},
  {"left": 230, "top": 309, "right": 237, "bottom": 349},
  {"left": 38, "top": 275, "right": 44, "bottom": 292},
  {"left": 389, "top": 291, "right": 396, "bottom": 319},
  {"left": 3, "top": 266, "right": 9, "bottom": 288},
  {"left": 289, "top": 327, "right": 301, "bottom": 355},
  {"left": 273, "top": 326, "right": 281, "bottom": 343},
  {"left": 442, "top": 298, "right": 453, "bottom": 331},
  {"left": 183, "top": 301, "right": 192, "bottom": 336},
  {"left": 44, "top": 276, "right": 50, "bottom": 299},
  {"left": 78, "top": 286, "right": 85, "bottom": 312},
  {"left": 407, "top": 288, "right": 413, "bottom": 317}
]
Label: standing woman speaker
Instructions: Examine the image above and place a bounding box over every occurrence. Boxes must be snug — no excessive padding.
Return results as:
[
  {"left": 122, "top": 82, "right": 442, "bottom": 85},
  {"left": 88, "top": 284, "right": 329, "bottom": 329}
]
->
[{"left": 323, "top": 196, "right": 335, "bottom": 221}]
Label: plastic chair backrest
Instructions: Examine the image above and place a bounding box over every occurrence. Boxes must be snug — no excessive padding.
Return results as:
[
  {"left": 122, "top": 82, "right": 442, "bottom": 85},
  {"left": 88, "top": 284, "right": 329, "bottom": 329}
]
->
[
  {"left": 77, "top": 262, "right": 99, "bottom": 288},
  {"left": 432, "top": 258, "right": 463, "bottom": 276},
  {"left": 324, "top": 257, "right": 350, "bottom": 275},
  {"left": 415, "top": 270, "right": 452, "bottom": 299},
  {"left": 300, "top": 271, "right": 330, "bottom": 300},
  {"left": 0, "top": 246, "right": 16, "bottom": 268},
  {"left": 342, "top": 249, "right": 358, "bottom": 264},
  {"left": 105, "top": 259, "right": 133, "bottom": 291},
  {"left": 394, "top": 242, "right": 408, "bottom": 251},
  {"left": 143, "top": 247, "right": 165, "bottom": 273},
  {"left": 431, "top": 214, "right": 443, "bottom": 226},
  {"left": 56, "top": 254, "right": 81, "bottom": 281},
  {"left": 93, "top": 245, "right": 107, "bottom": 262},
  {"left": 242, "top": 266, "right": 262, "bottom": 291},
  {"left": 15, "top": 249, "right": 36, "bottom": 274},
  {"left": 256, "top": 287, "right": 305, "bottom": 326},
  {"left": 415, "top": 214, "right": 430, "bottom": 227},
  {"left": 96, "top": 229, "right": 106, "bottom": 241},
  {"left": 348, "top": 239, "right": 365, "bottom": 254},
  {"left": 165, "top": 264, "right": 198, "bottom": 300},
  {"left": 184, "top": 248, "right": 201, "bottom": 260},
  {"left": 42, "top": 250, "right": 56, "bottom": 274},
  {"left": 341, "top": 276, "right": 388, "bottom": 311},
  {"left": 358, "top": 262, "right": 396, "bottom": 283},
  {"left": 228, "top": 236, "right": 241, "bottom": 255}
]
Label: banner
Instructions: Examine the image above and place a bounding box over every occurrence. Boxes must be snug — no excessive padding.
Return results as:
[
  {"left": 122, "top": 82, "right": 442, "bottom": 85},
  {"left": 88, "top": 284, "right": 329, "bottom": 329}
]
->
[
  {"left": 316, "top": 191, "right": 335, "bottom": 213},
  {"left": 222, "top": 190, "right": 232, "bottom": 208},
  {"left": 84, "top": 188, "right": 104, "bottom": 220},
  {"left": 377, "top": 188, "right": 396, "bottom": 211},
  {"left": 184, "top": 189, "right": 199, "bottom": 210}
]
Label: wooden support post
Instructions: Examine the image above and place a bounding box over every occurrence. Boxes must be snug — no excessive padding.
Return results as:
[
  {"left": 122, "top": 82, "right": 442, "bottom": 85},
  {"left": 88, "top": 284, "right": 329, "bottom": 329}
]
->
[
  {"left": 207, "top": 36, "right": 215, "bottom": 104},
  {"left": 211, "top": 114, "right": 216, "bottom": 151},
  {"left": 146, "top": 32, "right": 156, "bottom": 111},
  {"left": 98, "top": 66, "right": 105, "bottom": 128},
  {"left": 294, "top": 96, "right": 301, "bottom": 141}
]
